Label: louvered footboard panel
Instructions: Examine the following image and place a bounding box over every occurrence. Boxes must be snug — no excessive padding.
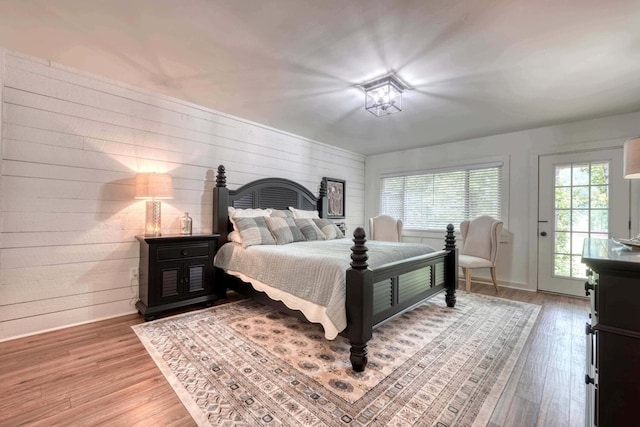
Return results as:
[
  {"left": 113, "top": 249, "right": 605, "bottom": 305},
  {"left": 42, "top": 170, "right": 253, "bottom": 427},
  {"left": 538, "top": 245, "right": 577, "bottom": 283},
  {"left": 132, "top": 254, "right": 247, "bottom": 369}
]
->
[
  {"left": 434, "top": 261, "right": 445, "bottom": 287},
  {"left": 371, "top": 261, "right": 448, "bottom": 325},
  {"left": 398, "top": 266, "right": 433, "bottom": 303},
  {"left": 373, "top": 278, "right": 394, "bottom": 316}
]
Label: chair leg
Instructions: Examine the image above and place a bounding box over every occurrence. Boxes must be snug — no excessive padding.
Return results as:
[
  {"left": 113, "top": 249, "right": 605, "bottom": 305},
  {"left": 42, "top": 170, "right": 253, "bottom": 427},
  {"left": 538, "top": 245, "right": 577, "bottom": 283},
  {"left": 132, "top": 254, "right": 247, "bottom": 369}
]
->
[
  {"left": 464, "top": 267, "right": 472, "bottom": 292},
  {"left": 490, "top": 267, "right": 499, "bottom": 293}
]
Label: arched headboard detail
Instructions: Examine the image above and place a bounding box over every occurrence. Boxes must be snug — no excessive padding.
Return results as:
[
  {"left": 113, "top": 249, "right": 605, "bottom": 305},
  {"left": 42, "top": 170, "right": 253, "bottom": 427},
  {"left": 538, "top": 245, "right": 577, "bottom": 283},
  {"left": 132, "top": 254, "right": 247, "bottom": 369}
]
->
[{"left": 213, "top": 165, "right": 328, "bottom": 242}]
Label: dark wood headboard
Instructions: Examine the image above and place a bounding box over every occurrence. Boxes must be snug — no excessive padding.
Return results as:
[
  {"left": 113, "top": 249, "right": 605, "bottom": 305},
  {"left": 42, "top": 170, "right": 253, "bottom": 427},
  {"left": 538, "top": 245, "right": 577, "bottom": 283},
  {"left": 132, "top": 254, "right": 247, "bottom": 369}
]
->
[{"left": 212, "top": 165, "right": 328, "bottom": 242}]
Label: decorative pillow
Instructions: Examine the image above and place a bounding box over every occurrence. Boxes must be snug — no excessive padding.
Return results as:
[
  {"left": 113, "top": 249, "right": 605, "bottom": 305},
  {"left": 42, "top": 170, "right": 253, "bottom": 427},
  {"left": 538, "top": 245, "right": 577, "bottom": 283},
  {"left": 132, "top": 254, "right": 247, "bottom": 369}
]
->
[
  {"left": 314, "top": 218, "right": 344, "bottom": 240},
  {"left": 270, "top": 209, "right": 293, "bottom": 218},
  {"left": 265, "top": 216, "right": 305, "bottom": 245},
  {"left": 228, "top": 207, "right": 272, "bottom": 232},
  {"left": 289, "top": 207, "right": 320, "bottom": 219},
  {"left": 294, "top": 218, "right": 326, "bottom": 241},
  {"left": 227, "top": 230, "right": 243, "bottom": 244},
  {"left": 228, "top": 206, "right": 272, "bottom": 218},
  {"left": 234, "top": 216, "right": 276, "bottom": 248}
]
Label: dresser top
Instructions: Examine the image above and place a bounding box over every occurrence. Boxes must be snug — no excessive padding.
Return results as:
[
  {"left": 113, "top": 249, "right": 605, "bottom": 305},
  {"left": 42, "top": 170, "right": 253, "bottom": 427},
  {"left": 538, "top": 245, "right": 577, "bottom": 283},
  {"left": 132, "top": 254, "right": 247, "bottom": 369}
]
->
[
  {"left": 136, "top": 233, "right": 219, "bottom": 244},
  {"left": 582, "top": 238, "right": 640, "bottom": 271}
]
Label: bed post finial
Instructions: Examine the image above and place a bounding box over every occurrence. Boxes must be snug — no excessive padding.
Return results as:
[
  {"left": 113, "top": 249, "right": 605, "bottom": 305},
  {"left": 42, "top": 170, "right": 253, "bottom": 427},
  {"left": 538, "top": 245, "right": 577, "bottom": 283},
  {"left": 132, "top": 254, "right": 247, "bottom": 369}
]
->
[
  {"left": 319, "top": 178, "right": 327, "bottom": 198},
  {"left": 350, "top": 227, "right": 369, "bottom": 270},
  {"left": 216, "top": 165, "right": 227, "bottom": 188},
  {"left": 445, "top": 223, "right": 456, "bottom": 250},
  {"left": 317, "top": 178, "right": 329, "bottom": 218}
]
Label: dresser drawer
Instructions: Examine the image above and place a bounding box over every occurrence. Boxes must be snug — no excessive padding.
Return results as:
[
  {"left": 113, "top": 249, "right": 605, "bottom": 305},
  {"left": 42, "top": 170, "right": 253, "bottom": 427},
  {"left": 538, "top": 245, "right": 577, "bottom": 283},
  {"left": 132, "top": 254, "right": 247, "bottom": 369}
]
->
[{"left": 157, "top": 243, "right": 210, "bottom": 260}]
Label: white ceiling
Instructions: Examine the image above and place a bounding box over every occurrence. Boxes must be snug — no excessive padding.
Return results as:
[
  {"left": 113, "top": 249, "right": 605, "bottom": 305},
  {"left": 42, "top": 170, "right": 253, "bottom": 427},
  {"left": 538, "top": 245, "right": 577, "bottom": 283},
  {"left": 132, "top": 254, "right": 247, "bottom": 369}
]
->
[{"left": 0, "top": 0, "right": 639, "bottom": 155}]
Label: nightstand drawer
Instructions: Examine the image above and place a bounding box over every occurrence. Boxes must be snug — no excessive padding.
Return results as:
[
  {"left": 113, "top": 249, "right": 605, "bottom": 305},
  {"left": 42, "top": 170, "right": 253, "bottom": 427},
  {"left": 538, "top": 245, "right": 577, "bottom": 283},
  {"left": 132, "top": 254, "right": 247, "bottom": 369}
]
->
[{"left": 157, "top": 244, "right": 209, "bottom": 260}]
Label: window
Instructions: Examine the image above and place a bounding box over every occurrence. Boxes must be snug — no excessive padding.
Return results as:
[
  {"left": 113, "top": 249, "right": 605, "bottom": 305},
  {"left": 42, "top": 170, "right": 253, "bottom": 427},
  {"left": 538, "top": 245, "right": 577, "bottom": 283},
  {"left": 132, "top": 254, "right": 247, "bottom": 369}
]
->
[
  {"left": 380, "top": 163, "right": 502, "bottom": 230},
  {"left": 553, "top": 161, "right": 610, "bottom": 279}
]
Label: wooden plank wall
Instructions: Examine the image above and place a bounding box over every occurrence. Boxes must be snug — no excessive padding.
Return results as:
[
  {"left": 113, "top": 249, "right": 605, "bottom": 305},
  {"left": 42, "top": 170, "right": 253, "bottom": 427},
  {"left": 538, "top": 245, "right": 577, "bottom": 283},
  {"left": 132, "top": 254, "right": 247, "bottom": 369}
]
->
[{"left": 0, "top": 50, "right": 365, "bottom": 341}]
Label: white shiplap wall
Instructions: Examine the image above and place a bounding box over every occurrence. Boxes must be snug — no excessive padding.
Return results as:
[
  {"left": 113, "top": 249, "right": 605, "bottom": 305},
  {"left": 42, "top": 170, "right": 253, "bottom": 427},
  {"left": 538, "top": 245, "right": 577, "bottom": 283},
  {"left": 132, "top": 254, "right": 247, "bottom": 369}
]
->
[{"left": 0, "top": 49, "right": 365, "bottom": 341}]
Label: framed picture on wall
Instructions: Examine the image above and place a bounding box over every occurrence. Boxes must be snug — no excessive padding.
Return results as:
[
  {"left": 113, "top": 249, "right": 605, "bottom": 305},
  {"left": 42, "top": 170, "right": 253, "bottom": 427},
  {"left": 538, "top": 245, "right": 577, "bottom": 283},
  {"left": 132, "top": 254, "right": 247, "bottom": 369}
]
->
[{"left": 323, "top": 177, "right": 345, "bottom": 219}]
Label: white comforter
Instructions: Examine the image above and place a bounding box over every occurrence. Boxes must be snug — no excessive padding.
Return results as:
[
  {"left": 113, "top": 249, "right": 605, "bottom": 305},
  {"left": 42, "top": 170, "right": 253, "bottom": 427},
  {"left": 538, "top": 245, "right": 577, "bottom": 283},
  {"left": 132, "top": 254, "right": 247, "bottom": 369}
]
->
[{"left": 213, "top": 238, "right": 435, "bottom": 339}]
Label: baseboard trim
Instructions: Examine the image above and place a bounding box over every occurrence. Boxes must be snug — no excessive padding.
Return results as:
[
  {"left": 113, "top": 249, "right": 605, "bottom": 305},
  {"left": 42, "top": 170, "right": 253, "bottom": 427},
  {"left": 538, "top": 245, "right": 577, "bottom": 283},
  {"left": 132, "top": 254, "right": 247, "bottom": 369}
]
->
[{"left": 457, "top": 277, "right": 535, "bottom": 292}]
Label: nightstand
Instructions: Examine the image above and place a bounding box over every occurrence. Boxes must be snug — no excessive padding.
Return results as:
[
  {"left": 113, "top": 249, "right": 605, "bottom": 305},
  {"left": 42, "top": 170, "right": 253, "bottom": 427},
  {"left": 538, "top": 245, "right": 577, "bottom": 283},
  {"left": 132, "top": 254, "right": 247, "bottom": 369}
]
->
[{"left": 135, "top": 234, "right": 219, "bottom": 320}]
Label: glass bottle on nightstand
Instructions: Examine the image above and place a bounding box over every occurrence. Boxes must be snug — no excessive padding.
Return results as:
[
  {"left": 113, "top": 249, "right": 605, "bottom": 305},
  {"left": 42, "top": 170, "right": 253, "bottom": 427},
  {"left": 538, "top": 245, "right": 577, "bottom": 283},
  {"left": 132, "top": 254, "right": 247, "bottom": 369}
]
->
[{"left": 180, "top": 212, "right": 192, "bottom": 235}]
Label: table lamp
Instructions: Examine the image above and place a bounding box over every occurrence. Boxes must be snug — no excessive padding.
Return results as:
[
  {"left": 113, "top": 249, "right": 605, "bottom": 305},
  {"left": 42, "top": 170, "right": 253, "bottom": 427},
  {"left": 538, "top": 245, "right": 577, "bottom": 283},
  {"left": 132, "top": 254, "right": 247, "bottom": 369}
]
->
[{"left": 135, "top": 172, "right": 174, "bottom": 236}]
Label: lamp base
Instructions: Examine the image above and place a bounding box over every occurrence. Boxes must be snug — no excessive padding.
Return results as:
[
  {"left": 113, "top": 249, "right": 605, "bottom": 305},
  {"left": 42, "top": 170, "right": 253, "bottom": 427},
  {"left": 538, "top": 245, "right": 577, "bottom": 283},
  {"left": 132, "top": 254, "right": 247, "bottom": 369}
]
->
[{"left": 144, "top": 200, "right": 163, "bottom": 236}]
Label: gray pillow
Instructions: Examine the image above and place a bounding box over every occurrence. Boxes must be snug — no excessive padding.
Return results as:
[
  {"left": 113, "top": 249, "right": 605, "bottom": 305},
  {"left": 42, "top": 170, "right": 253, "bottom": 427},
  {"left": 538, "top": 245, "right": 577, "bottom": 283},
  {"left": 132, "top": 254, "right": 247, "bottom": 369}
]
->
[
  {"left": 314, "top": 218, "right": 344, "bottom": 239},
  {"left": 234, "top": 216, "right": 276, "bottom": 248},
  {"left": 265, "top": 216, "right": 305, "bottom": 244},
  {"left": 294, "top": 218, "right": 326, "bottom": 241}
]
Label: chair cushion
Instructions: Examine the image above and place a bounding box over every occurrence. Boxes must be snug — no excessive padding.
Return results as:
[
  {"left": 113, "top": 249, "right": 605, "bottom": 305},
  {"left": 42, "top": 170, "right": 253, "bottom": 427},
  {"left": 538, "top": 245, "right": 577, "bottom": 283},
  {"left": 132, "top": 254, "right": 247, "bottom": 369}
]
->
[
  {"left": 459, "top": 254, "right": 493, "bottom": 268},
  {"left": 462, "top": 216, "right": 497, "bottom": 260},
  {"left": 370, "top": 215, "right": 402, "bottom": 242}
]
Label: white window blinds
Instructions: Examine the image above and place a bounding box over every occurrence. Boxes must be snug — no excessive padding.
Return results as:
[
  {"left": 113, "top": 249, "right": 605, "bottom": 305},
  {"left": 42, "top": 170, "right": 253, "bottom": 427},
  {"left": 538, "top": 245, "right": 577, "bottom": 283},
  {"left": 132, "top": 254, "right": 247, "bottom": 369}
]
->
[{"left": 380, "top": 163, "right": 502, "bottom": 230}]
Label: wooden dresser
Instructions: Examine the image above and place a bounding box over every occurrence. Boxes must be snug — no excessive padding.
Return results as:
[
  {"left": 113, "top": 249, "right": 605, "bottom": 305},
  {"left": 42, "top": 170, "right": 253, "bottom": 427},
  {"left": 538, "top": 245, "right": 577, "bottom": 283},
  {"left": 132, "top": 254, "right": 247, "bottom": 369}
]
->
[{"left": 582, "top": 238, "right": 640, "bottom": 427}]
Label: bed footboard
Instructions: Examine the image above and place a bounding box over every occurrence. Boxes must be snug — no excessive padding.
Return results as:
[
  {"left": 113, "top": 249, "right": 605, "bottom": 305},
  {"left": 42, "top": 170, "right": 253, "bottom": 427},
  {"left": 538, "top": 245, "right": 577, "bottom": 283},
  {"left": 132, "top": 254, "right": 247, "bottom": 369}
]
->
[{"left": 342, "top": 225, "right": 458, "bottom": 372}]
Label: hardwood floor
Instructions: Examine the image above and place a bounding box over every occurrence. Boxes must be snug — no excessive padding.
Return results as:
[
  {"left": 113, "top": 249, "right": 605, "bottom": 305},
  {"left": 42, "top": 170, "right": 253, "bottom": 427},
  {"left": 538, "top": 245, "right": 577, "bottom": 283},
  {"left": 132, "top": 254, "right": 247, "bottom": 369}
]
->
[
  {"left": 0, "top": 286, "right": 589, "bottom": 426},
  {"left": 476, "top": 286, "right": 589, "bottom": 427}
]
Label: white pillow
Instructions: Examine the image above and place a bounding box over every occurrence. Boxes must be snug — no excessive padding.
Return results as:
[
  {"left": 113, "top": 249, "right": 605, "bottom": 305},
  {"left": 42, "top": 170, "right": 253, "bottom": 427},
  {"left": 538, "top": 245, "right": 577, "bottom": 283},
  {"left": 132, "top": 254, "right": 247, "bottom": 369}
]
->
[
  {"left": 289, "top": 207, "right": 320, "bottom": 219},
  {"left": 228, "top": 207, "right": 273, "bottom": 218},
  {"left": 270, "top": 209, "right": 293, "bottom": 218},
  {"left": 228, "top": 230, "right": 243, "bottom": 244}
]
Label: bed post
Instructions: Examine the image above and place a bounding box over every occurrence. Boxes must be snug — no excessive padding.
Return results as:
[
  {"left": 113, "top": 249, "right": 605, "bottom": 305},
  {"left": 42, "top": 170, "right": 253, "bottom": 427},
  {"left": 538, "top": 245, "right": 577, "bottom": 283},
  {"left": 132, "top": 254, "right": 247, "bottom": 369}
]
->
[
  {"left": 317, "top": 178, "right": 329, "bottom": 218},
  {"left": 444, "top": 223, "right": 458, "bottom": 308},
  {"left": 213, "top": 165, "right": 229, "bottom": 243},
  {"left": 344, "top": 227, "right": 373, "bottom": 372}
]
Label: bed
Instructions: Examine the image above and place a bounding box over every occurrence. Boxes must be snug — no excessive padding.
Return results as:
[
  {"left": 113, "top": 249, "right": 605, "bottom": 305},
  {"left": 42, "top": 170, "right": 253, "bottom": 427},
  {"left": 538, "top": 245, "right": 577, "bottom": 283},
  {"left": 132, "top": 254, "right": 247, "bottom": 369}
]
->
[{"left": 212, "top": 165, "right": 458, "bottom": 372}]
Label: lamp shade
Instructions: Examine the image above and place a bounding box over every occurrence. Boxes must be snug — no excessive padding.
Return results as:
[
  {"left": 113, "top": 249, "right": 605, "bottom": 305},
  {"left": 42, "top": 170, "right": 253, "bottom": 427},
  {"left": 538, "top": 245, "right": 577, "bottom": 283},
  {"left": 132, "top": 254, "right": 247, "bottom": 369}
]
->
[
  {"left": 135, "top": 173, "right": 174, "bottom": 199},
  {"left": 623, "top": 137, "right": 640, "bottom": 179}
]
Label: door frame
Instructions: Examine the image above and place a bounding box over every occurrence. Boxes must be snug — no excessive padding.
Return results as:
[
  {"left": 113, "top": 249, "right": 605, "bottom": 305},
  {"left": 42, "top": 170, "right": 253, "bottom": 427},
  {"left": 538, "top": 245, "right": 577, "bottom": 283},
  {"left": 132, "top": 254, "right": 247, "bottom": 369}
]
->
[{"left": 527, "top": 138, "right": 640, "bottom": 292}]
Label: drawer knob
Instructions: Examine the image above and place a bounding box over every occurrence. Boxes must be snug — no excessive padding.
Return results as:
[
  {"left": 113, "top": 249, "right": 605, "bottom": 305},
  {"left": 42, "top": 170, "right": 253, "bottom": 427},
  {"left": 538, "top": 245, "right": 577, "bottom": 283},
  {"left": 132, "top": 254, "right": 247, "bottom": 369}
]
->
[
  {"left": 585, "top": 322, "right": 594, "bottom": 335},
  {"left": 584, "top": 281, "right": 595, "bottom": 296},
  {"left": 585, "top": 374, "right": 595, "bottom": 385},
  {"left": 182, "top": 249, "right": 188, "bottom": 256}
]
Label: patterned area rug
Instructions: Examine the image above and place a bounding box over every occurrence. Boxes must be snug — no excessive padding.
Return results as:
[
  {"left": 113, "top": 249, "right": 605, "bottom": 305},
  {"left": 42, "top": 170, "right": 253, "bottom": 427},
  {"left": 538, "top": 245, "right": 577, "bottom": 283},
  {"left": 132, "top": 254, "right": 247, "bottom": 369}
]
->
[{"left": 132, "top": 292, "right": 540, "bottom": 426}]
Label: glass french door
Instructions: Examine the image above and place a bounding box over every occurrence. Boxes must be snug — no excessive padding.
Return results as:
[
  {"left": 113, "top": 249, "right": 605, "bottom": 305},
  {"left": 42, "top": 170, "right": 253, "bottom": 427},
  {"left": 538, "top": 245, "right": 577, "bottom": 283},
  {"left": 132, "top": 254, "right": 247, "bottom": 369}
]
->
[{"left": 538, "top": 149, "right": 629, "bottom": 296}]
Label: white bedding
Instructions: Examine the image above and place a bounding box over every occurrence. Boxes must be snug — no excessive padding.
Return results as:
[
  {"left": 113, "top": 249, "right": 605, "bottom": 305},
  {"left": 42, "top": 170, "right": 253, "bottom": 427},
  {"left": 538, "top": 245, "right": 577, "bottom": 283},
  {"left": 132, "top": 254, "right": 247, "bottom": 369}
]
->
[{"left": 213, "top": 238, "right": 436, "bottom": 339}]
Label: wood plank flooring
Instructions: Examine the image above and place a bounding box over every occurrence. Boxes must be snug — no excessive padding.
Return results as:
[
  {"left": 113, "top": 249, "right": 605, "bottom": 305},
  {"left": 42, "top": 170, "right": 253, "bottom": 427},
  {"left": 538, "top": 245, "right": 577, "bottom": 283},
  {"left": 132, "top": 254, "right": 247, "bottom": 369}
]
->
[{"left": 0, "top": 286, "right": 589, "bottom": 426}]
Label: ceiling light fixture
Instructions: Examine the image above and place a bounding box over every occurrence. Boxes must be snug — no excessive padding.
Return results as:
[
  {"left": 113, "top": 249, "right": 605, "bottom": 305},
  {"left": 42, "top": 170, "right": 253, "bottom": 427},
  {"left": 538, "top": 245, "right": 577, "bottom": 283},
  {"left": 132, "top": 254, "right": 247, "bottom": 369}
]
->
[{"left": 362, "top": 74, "right": 407, "bottom": 117}]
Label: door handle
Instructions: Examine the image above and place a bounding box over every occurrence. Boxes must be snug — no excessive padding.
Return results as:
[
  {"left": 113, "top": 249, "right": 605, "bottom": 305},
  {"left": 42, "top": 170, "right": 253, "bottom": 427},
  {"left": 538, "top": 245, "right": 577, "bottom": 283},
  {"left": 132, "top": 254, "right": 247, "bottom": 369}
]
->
[{"left": 540, "top": 231, "right": 547, "bottom": 237}]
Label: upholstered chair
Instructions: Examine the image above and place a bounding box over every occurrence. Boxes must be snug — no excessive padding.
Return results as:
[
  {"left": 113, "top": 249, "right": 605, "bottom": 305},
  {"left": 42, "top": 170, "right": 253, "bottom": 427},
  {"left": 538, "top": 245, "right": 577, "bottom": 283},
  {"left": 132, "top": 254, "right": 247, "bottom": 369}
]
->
[
  {"left": 459, "top": 216, "right": 503, "bottom": 292},
  {"left": 369, "top": 214, "right": 403, "bottom": 242}
]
